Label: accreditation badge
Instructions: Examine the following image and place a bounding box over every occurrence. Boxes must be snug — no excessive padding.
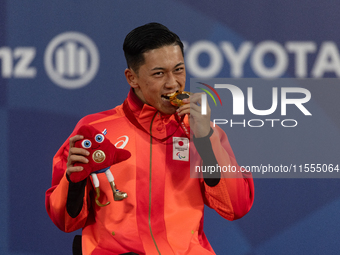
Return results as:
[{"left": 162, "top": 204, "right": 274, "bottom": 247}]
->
[{"left": 173, "top": 137, "right": 189, "bottom": 161}]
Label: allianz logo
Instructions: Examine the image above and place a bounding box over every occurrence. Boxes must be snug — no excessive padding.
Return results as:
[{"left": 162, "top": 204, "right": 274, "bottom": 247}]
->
[
  {"left": 0, "top": 31, "right": 99, "bottom": 89},
  {"left": 2, "top": 34, "right": 340, "bottom": 87}
]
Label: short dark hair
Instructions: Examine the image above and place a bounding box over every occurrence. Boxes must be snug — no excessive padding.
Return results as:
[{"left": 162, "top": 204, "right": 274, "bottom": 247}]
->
[{"left": 123, "top": 22, "right": 184, "bottom": 73}]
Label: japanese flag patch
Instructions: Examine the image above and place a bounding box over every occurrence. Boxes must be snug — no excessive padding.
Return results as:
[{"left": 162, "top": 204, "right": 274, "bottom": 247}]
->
[{"left": 173, "top": 137, "right": 189, "bottom": 161}]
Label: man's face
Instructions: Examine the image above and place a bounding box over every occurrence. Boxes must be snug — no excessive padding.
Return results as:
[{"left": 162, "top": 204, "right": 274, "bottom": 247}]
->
[{"left": 131, "top": 45, "right": 186, "bottom": 115}]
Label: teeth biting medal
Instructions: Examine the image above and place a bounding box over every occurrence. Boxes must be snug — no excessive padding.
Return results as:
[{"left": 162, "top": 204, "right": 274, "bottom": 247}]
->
[{"left": 169, "top": 91, "right": 191, "bottom": 107}]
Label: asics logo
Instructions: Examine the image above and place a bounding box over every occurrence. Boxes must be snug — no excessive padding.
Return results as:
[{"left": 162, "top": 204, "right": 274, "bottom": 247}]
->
[{"left": 115, "top": 135, "right": 129, "bottom": 149}]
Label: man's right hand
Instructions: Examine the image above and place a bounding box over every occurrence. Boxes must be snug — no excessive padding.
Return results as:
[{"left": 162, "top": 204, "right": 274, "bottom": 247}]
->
[{"left": 66, "top": 135, "right": 89, "bottom": 177}]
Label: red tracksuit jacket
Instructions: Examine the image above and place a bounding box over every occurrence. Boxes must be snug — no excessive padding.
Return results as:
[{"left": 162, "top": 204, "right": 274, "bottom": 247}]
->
[{"left": 45, "top": 89, "right": 254, "bottom": 255}]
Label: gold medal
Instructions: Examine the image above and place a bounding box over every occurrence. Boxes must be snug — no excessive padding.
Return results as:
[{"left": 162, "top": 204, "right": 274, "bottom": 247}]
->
[
  {"left": 169, "top": 91, "right": 191, "bottom": 107},
  {"left": 92, "top": 150, "right": 106, "bottom": 163}
]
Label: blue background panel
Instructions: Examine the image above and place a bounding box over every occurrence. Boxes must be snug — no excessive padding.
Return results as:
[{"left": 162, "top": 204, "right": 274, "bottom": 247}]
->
[{"left": 8, "top": 108, "right": 79, "bottom": 254}]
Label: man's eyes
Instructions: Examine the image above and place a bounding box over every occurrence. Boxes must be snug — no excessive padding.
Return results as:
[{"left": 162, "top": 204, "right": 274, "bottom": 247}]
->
[
  {"left": 153, "top": 71, "right": 164, "bottom": 76},
  {"left": 152, "top": 68, "right": 184, "bottom": 76}
]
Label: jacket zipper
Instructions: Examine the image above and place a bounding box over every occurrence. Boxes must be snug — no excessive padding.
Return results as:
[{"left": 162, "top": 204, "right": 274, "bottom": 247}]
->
[{"left": 148, "top": 112, "right": 161, "bottom": 255}]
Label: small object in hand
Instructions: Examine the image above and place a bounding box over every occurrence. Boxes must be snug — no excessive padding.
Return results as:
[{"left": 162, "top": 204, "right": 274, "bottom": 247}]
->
[
  {"left": 169, "top": 91, "right": 191, "bottom": 107},
  {"left": 71, "top": 125, "right": 130, "bottom": 183},
  {"left": 71, "top": 125, "right": 131, "bottom": 206}
]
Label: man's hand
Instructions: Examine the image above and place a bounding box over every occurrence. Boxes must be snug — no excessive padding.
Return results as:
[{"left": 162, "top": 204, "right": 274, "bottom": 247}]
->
[
  {"left": 176, "top": 92, "right": 211, "bottom": 138},
  {"left": 66, "top": 135, "right": 89, "bottom": 177}
]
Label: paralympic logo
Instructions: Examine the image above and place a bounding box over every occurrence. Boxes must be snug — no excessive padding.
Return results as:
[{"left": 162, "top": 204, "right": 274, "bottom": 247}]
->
[
  {"left": 176, "top": 152, "right": 186, "bottom": 159},
  {"left": 196, "top": 82, "right": 223, "bottom": 115}
]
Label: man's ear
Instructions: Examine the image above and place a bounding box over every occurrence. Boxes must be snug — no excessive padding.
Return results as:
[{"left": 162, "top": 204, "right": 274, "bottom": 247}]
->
[{"left": 124, "top": 68, "right": 139, "bottom": 89}]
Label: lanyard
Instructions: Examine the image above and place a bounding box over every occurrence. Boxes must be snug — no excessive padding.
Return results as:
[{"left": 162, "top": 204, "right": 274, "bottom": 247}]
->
[{"left": 178, "top": 114, "right": 190, "bottom": 138}]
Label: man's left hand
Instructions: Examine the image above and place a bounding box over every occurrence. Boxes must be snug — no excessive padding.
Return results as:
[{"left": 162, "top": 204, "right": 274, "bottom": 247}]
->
[{"left": 176, "top": 92, "right": 211, "bottom": 138}]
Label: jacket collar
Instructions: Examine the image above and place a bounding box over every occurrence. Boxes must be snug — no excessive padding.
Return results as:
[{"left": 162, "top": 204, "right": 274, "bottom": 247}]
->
[{"left": 126, "top": 88, "right": 178, "bottom": 139}]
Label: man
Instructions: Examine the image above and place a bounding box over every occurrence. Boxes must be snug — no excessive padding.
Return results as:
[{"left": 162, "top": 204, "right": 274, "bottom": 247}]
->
[{"left": 45, "top": 22, "right": 254, "bottom": 255}]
